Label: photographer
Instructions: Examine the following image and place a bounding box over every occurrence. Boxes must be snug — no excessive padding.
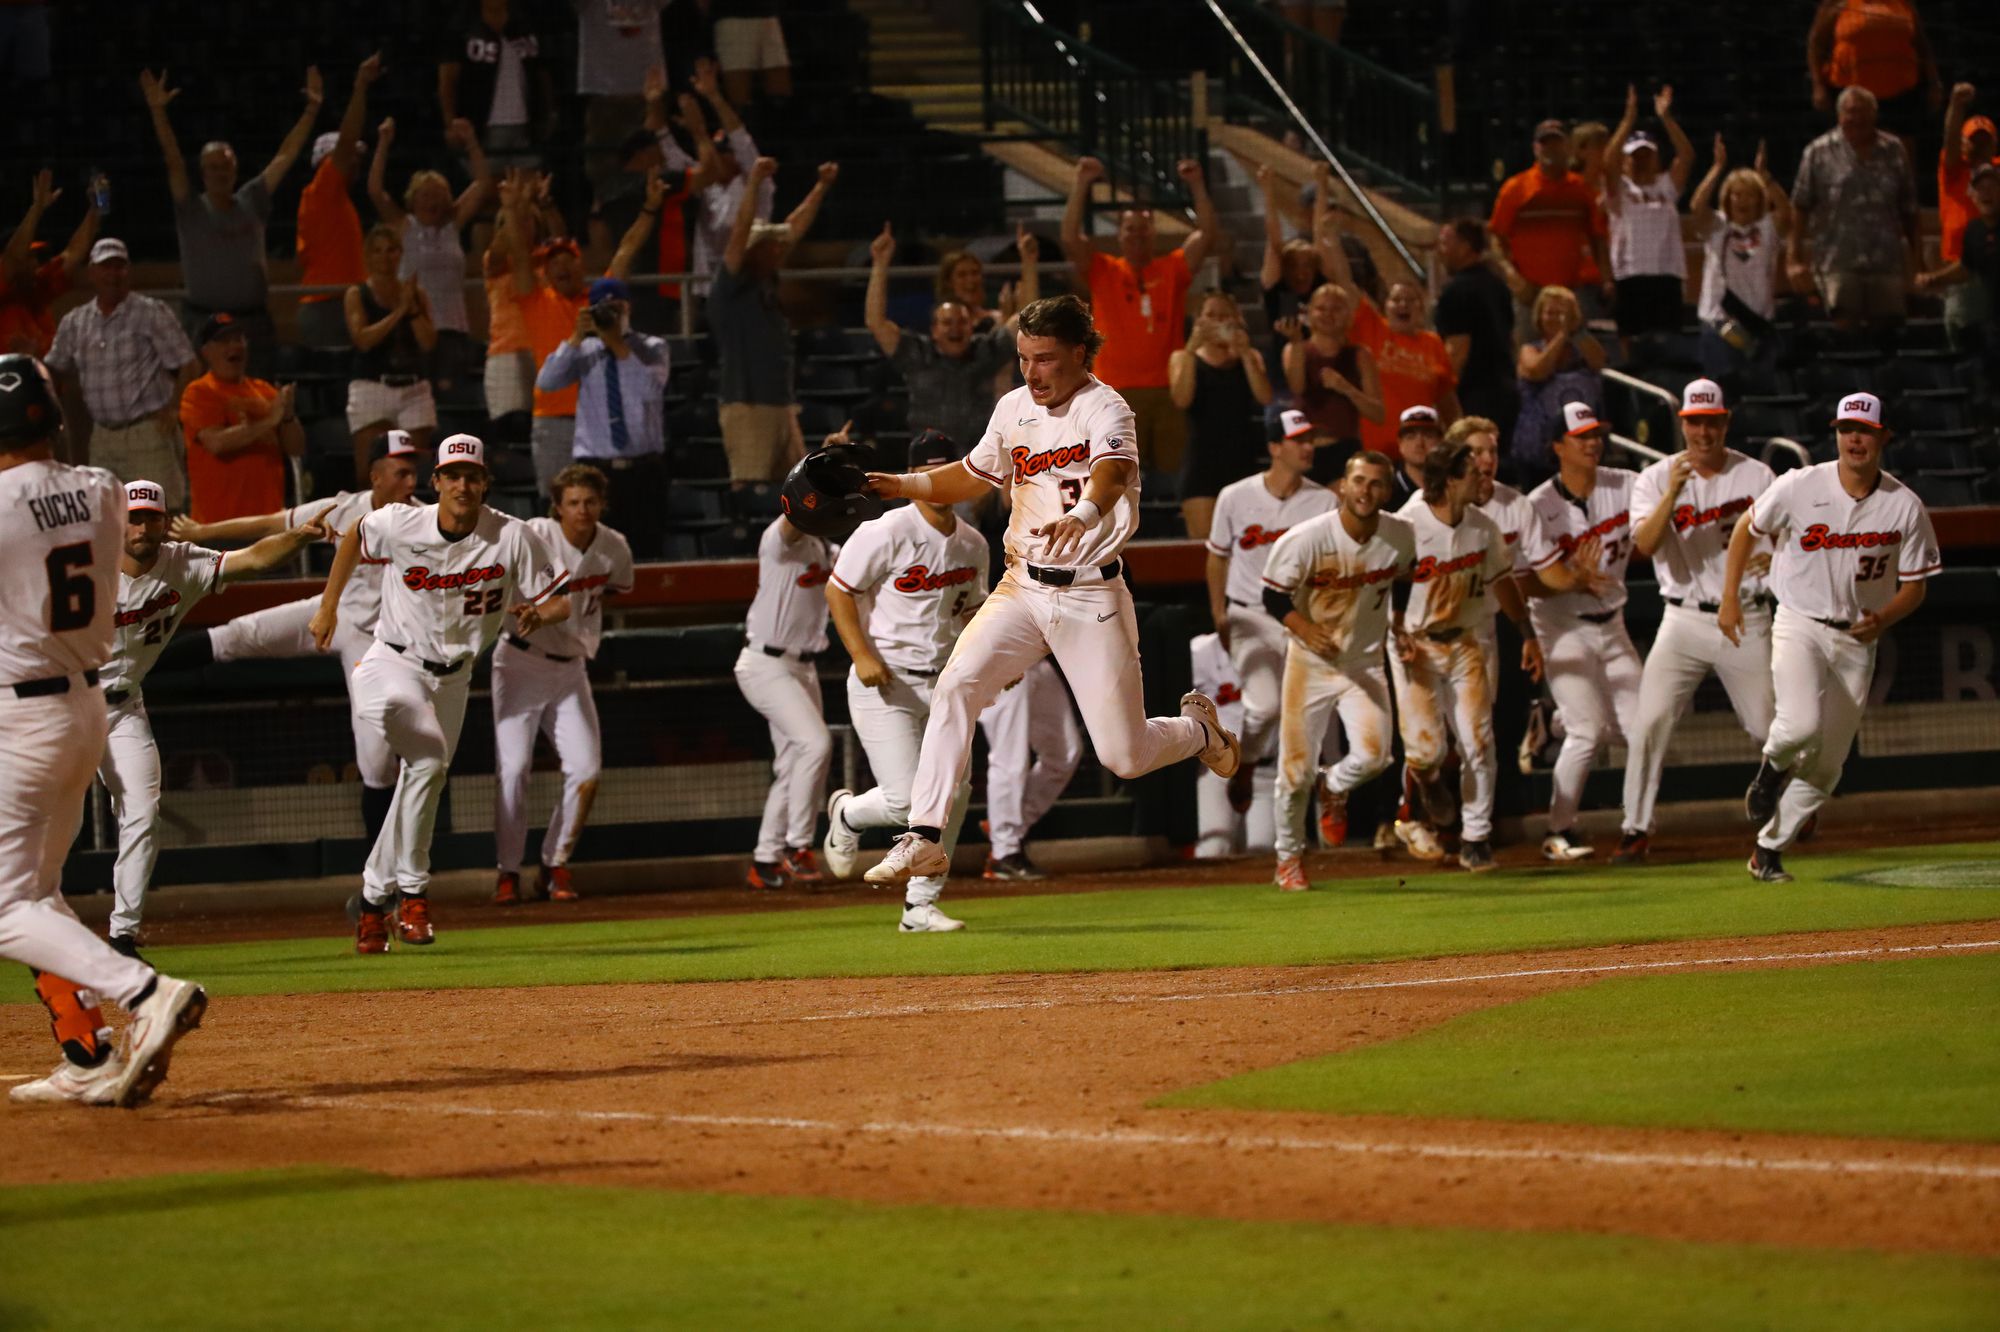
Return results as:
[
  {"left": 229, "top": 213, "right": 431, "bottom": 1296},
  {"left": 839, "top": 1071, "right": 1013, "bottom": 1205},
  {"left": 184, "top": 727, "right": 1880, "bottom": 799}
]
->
[{"left": 535, "top": 276, "right": 670, "bottom": 558}]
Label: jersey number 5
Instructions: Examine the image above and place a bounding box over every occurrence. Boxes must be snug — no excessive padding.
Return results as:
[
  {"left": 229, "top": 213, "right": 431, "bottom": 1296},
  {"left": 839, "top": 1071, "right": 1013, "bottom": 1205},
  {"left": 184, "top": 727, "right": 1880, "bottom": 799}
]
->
[
  {"left": 462, "top": 587, "right": 503, "bottom": 616},
  {"left": 46, "top": 543, "right": 94, "bottom": 632}
]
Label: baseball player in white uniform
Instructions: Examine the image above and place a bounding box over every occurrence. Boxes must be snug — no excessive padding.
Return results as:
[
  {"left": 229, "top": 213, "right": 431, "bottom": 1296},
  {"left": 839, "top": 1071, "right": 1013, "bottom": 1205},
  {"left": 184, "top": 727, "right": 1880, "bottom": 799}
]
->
[
  {"left": 735, "top": 513, "right": 836, "bottom": 891},
  {"left": 1260, "top": 450, "right": 1415, "bottom": 891},
  {"left": 1521, "top": 402, "right": 1640, "bottom": 861},
  {"left": 162, "top": 431, "right": 422, "bottom": 837},
  {"left": 1189, "top": 630, "right": 1276, "bottom": 858},
  {"left": 860, "top": 295, "right": 1240, "bottom": 887},
  {"left": 492, "top": 463, "right": 634, "bottom": 905},
  {"left": 97, "top": 481, "right": 328, "bottom": 954},
  {"left": 1615, "top": 380, "right": 1778, "bottom": 862},
  {"left": 1723, "top": 392, "right": 1939, "bottom": 882},
  {"left": 822, "top": 433, "right": 989, "bottom": 931},
  {"left": 0, "top": 352, "right": 206, "bottom": 1108},
  {"left": 1389, "top": 439, "right": 1542, "bottom": 871},
  {"left": 311, "top": 433, "right": 570, "bottom": 954},
  {"left": 1204, "top": 409, "right": 1337, "bottom": 809},
  {"left": 977, "top": 657, "right": 1083, "bottom": 880}
]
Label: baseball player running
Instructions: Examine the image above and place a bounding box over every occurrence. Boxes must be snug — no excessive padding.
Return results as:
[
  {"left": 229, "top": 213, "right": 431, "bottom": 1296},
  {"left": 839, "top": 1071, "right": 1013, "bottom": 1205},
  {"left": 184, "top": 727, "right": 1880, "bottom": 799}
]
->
[
  {"left": 1521, "top": 402, "right": 1639, "bottom": 861},
  {"left": 735, "top": 511, "right": 837, "bottom": 891},
  {"left": 97, "top": 480, "right": 328, "bottom": 954},
  {"left": 822, "top": 432, "right": 989, "bottom": 931},
  {"left": 1204, "top": 409, "right": 1337, "bottom": 810},
  {"left": 860, "top": 295, "right": 1240, "bottom": 886},
  {"left": 978, "top": 657, "right": 1083, "bottom": 880},
  {"left": 163, "top": 430, "right": 423, "bottom": 838},
  {"left": 1615, "top": 379, "right": 1777, "bottom": 862},
  {"left": 492, "top": 463, "right": 634, "bottom": 905},
  {"left": 1260, "top": 450, "right": 1415, "bottom": 891},
  {"left": 1189, "top": 630, "right": 1276, "bottom": 858},
  {"left": 1390, "top": 439, "right": 1542, "bottom": 871},
  {"left": 1723, "top": 392, "right": 1939, "bottom": 882},
  {"left": 311, "top": 433, "right": 570, "bottom": 953},
  {"left": 0, "top": 353, "right": 206, "bottom": 1108}
]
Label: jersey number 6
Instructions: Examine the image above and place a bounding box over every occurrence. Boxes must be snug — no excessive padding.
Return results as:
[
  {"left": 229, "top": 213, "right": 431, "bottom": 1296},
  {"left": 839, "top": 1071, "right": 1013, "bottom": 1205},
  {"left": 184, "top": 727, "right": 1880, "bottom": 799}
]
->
[{"left": 45, "top": 543, "right": 94, "bottom": 632}]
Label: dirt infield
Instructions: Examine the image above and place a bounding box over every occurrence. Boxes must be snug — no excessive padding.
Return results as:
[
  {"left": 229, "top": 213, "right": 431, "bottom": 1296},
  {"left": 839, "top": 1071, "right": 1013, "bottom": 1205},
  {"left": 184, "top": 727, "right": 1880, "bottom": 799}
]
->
[{"left": 5, "top": 919, "right": 1997, "bottom": 1257}]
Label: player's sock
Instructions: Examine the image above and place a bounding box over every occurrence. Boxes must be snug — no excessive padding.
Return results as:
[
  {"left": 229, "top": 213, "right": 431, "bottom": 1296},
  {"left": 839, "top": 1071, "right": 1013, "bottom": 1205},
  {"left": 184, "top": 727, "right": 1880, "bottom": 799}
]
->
[{"left": 909, "top": 825, "right": 942, "bottom": 844}]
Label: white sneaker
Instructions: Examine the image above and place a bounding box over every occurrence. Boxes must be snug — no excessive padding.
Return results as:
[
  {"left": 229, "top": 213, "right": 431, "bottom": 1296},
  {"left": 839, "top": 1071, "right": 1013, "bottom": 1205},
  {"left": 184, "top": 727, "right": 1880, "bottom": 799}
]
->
[
  {"left": 1540, "top": 831, "right": 1596, "bottom": 862},
  {"left": 863, "top": 832, "right": 951, "bottom": 886},
  {"left": 1180, "top": 691, "right": 1241, "bottom": 778},
  {"left": 9, "top": 1054, "right": 128, "bottom": 1106},
  {"left": 112, "top": 975, "right": 207, "bottom": 1108},
  {"left": 822, "top": 789, "right": 860, "bottom": 880},
  {"left": 899, "top": 902, "right": 965, "bottom": 933},
  {"left": 1394, "top": 819, "right": 1446, "bottom": 862}
]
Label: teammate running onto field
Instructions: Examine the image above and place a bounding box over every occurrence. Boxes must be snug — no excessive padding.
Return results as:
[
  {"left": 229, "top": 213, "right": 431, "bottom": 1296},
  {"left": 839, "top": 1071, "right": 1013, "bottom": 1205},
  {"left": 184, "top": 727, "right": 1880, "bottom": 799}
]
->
[
  {"left": 860, "top": 295, "right": 1240, "bottom": 886},
  {"left": 977, "top": 658, "right": 1083, "bottom": 880},
  {"left": 1722, "top": 392, "right": 1939, "bottom": 882},
  {"left": 491, "top": 463, "right": 633, "bottom": 905}
]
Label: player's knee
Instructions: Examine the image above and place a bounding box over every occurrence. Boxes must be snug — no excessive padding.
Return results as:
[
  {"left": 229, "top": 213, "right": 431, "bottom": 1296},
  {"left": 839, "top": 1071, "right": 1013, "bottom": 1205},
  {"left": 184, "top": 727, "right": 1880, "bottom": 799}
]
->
[{"left": 1096, "top": 741, "right": 1147, "bottom": 781}]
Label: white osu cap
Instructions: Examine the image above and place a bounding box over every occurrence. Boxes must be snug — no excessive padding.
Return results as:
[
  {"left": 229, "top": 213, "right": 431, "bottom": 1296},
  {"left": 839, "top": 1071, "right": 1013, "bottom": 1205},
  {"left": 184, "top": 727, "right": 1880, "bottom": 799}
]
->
[
  {"left": 1398, "top": 404, "right": 1441, "bottom": 430},
  {"left": 1280, "top": 407, "right": 1313, "bottom": 440},
  {"left": 1832, "top": 391, "right": 1885, "bottom": 429},
  {"left": 384, "top": 428, "right": 418, "bottom": 457},
  {"left": 1562, "top": 401, "right": 1606, "bottom": 435},
  {"left": 435, "top": 433, "right": 488, "bottom": 470},
  {"left": 1678, "top": 378, "right": 1728, "bottom": 417},
  {"left": 126, "top": 480, "right": 166, "bottom": 513}
]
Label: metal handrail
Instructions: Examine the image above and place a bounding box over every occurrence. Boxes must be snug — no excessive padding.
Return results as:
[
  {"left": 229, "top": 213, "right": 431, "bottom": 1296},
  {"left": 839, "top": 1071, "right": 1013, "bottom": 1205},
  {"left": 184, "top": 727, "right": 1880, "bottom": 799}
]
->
[
  {"left": 1608, "top": 431, "right": 1666, "bottom": 466},
  {"left": 1602, "top": 368, "right": 1679, "bottom": 411},
  {"left": 1761, "top": 436, "right": 1813, "bottom": 471}
]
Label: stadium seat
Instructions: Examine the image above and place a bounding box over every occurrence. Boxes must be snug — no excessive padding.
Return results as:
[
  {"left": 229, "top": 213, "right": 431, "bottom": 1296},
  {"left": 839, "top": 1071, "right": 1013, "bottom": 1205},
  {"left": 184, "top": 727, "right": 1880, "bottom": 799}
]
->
[{"left": 666, "top": 486, "right": 724, "bottom": 523}]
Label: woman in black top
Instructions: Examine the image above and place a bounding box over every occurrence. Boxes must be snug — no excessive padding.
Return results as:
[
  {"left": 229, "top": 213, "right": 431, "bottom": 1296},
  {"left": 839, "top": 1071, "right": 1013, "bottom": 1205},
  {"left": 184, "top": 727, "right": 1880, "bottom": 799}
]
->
[
  {"left": 344, "top": 223, "right": 438, "bottom": 485},
  {"left": 1170, "top": 291, "right": 1274, "bottom": 541}
]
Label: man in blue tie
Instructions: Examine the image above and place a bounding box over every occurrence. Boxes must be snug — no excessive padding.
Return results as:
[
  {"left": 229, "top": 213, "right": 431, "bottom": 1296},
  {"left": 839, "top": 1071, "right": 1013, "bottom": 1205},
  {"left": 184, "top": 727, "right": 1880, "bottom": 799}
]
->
[{"left": 536, "top": 276, "right": 672, "bottom": 557}]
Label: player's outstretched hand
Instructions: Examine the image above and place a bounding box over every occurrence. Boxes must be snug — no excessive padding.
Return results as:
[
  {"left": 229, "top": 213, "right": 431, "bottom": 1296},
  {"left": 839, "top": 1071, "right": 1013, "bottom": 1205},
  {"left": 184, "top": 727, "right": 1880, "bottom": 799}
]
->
[
  {"left": 293, "top": 503, "right": 337, "bottom": 544},
  {"left": 168, "top": 514, "right": 203, "bottom": 542},
  {"left": 1032, "top": 514, "right": 1088, "bottom": 563},
  {"left": 1569, "top": 535, "right": 1614, "bottom": 597},
  {"left": 862, "top": 471, "right": 903, "bottom": 498},
  {"left": 510, "top": 600, "right": 549, "bottom": 636},
  {"left": 1716, "top": 597, "right": 1743, "bottom": 647},
  {"left": 1848, "top": 610, "right": 1885, "bottom": 644},
  {"left": 309, "top": 604, "right": 338, "bottom": 652},
  {"left": 1521, "top": 637, "right": 1545, "bottom": 682},
  {"left": 853, "top": 651, "right": 892, "bottom": 690}
]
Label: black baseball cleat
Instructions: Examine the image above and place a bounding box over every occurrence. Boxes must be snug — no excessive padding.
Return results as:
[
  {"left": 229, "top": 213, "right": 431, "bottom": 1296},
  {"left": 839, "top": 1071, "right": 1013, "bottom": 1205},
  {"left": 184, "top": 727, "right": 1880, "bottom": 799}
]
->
[
  {"left": 1747, "top": 845, "right": 1794, "bottom": 883},
  {"left": 1744, "top": 758, "right": 1791, "bottom": 822},
  {"left": 1610, "top": 831, "right": 1649, "bottom": 865},
  {"left": 108, "top": 933, "right": 148, "bottom": 963},
  {"left": 983, "top": 852, "right": 1047, "bottom": 882}
]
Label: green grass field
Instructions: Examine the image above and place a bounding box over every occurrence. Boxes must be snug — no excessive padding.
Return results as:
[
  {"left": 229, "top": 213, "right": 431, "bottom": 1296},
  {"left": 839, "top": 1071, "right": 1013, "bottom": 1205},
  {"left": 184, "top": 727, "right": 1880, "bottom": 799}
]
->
[{"left": 3, "top": 1169, "right": 1996, "bottom": 1332}]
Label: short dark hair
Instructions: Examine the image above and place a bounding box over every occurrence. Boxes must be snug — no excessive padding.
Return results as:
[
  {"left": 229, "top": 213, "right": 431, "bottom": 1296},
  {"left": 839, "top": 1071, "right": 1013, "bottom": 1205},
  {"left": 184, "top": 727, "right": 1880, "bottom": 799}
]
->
[
  {"left": 1421, "top": 439, "right": 1475, "bottom": 500},
  {"left": 1445, "top": 217, "right": 1489, "bottom": 254},
  {"left": 1015, "top": 295, "right": 1105, "bottom": 368},
  {"left": 1347, "top": 448, "right": 1395, "bottom": 477},
  {"left": 549, "top": 462, "right": 610, "bottom": 516}
]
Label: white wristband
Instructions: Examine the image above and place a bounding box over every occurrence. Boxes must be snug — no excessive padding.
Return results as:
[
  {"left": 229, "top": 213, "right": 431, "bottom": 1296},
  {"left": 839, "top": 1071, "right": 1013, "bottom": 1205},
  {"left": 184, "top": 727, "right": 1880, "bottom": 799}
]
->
[
  {"left": 899, "top": 471, "right": 934, "bottom": 500},
  {"left": 1068, "top": 498, "right": 1102, "bottom": 528}
]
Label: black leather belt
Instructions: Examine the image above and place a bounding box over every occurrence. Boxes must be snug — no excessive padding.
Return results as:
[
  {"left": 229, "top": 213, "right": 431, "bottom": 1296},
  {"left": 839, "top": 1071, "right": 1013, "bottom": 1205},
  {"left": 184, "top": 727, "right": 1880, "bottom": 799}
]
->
[
  {"left": 105, "top": 687, "right": 130, "bottom": 706},
  {"left": 1421, "top": 626, "right": 1465, "bottom": 643},
  {"left": 1814, "top": 616, "right": 1853, "bottom": 630},
  {"left": 757, "top": 644, "right": 815, "bottom": 662},
  {"left": 10, "top": 668, "right": 98, "bottom": 699},
  {"left": 1227, "top": 597, "right": 1254, "bottom": 608},
  {"left": 1025, "top": 558, "right": 1122, "bottom": 588},
  {"left": 386, "top": 642, "right": 467, "bottom": 676},
  {"left": 373, "top": 373, "right": 423, "bottom": 388},
  {"left": 897, "top": 664, "right": 940, "bottom": 679},
  {"left": 504, "top": 633, "right": 575, "bottom": 663},
  {"left": 1667, "top": 595, "right": 1776, "bottom": 614},
  {"left": 1577, "top": 609, "right": 1619, "bottom": 625}
]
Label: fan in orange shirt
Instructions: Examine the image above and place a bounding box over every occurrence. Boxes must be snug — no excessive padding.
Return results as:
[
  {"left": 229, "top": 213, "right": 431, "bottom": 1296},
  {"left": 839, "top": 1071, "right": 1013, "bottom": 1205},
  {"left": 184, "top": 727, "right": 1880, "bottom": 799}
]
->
[
  {"left": 0, "top": 168, "right": 99, "bottom": 356},
  {"left": 1315, "top": 229, "right": 1459, "bottom": 461},
  {"left": 180, "top": 313, "right": 305, "bottom": 522},
  {"left": 296, "top": 53, "right": 380, "bottom": 347}
]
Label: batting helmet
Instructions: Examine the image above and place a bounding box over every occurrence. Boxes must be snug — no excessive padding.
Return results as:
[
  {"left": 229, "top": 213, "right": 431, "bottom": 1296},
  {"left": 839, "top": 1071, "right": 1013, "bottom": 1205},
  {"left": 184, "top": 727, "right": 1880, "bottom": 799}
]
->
[
  {"left": 0, "top": 353, "right": 64, "bottom": 450},
  {"left": 779, "top": 440, "right": 886, "bottom": 540}
]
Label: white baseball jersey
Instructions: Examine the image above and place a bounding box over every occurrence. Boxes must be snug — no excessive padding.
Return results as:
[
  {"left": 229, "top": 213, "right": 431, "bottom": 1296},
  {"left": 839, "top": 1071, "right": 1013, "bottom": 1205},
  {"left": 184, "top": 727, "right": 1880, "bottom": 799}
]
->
[
  {"left": 830, "top": 504, "right": 989, "bottom": 674},
  {"left": 1395, "top": 495, "right": 1515, "bottom": 636},
  {"left": 1748, "top": 462, "right": 1941, "bottom": 621},
  {"left": 290, "top": 490, "right": 394, "bottom": 631},
  {"left": 1261, "top": 511, "right": 1415, "bottom": 660},
  {"left": 523, "top": 517, "right": 634, "bottom": 660},
  {"left": 1477, "top": 480, "right": 1542, "bottom": 576},
  {"left": 361, "top": 503, "right": 567, "bottom": 666},
  {"left": 964, "top": 377, "right": 1140, "bottom": 570},
  {"left": 1206, "top": 473, "right": 1339, "bottom": 605},
  {"left": 100, "top": 541, "right": 226, "bottom": 696},
  {"left": 0, "top": 460, "right": 125, "bottom": 682},
  {"left": 746, "top": 517, "right": 834, "bottom": 654},
  {"left": 1630, "top": 450, "right": 1775, "bottom": 605},
  {"left": 1524, "top": 468, "right": 1639, "bottom": 621}
]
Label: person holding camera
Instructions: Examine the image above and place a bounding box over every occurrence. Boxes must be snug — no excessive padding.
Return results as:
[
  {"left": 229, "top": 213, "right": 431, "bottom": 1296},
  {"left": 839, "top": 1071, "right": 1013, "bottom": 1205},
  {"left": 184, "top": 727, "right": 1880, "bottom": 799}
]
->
[
  {"left": 535, "top": 276, "right": 671, "bottom": 559},
  {"left": 1690, "top": 135, "right": 1792, "bottom": 396},
  {"left": 1169, "top": 290, "right": 1272, "bottom": 542}
]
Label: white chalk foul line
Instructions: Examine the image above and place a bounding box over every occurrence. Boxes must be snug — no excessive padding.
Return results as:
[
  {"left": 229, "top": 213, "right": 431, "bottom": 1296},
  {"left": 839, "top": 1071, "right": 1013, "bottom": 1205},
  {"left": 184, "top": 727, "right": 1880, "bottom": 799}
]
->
[{"left": 238, "top": 1092, "right": 2000, "bottom": 1183}]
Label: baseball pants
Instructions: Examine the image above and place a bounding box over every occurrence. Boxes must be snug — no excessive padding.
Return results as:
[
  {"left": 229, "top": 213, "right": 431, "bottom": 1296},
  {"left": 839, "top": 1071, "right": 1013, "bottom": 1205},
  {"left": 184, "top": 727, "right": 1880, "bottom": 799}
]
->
[
  {"left": 1223, "top": 605, "right": 1288, "bottom": 767},
  {"left": 213, "top": 601, "right": 396, "bottom": 789},
  {"left": 492, "top": 639, "right": 602, "bottom": 875},
  {"left": 1622, "top": 603, "right": 1775, "bottom": 836},
  {"left": 1757, "top": 606, "right": 1872, "bottom": 852},
  {"left": 907, "top": 570, "right": 1208, "bottom": 831},
  {"left": 1390, "top": 634, "right": 1498, "bottom": 842},
  {"left": 1274, "top": 645, "right": 1393, "bottom": 861},
  {"left": 0, "top": 684, "right": 153, "bottom": 1007},
  {"left": 844, "top": 669, "right": 971, "bottom": 906},
  {"left": 1541, "top": 614, "right": 1644, "bottom": 834},
  {"left": 733, "top": 646, "right": 832, "bottom": 864},
  {"left": 352, "top": 644, "right": 472, "bottom": 903},
  {"left": 1196, "top": 761, "right": 1275, "bottom": 858},
  {"left": 96, "top": 697, "right": 162, "bottom": 939},
  {"left": 977, "top": 658, "right": 1083, "bottom": 860}
]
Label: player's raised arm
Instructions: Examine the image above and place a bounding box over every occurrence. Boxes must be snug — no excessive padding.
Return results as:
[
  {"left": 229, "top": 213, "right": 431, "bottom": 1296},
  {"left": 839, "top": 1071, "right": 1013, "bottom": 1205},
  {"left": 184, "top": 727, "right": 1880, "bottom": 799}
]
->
[
  {"left": 171, "top": 510, "right": 289, "bottom": 544},
  {"left": 864, "top": 460, "right": 987, "bottom": 505},
  {"left": 220, "top": 505, "right": 333, "bottom": 584},
  {"left": 310, "top": 521, "right": 365, "bottom": 649}
]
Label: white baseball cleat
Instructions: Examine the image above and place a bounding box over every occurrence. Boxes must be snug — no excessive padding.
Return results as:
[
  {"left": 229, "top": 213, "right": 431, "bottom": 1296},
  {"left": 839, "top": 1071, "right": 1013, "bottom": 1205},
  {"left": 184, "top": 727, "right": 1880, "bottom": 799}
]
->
[
  {"left": 1180, "top": 691, "right": 1241, "bottom": 779},
  {"left": 1540, "top": 831, "right": 1596, "bottom": 862},
  {"left": 1274, "top": 856, "right": 1310, "bottom": 892},
  {"left": 822, "top": 789, "right": 860, "bottom": 880},
  {"left": 898, "top": 902, "right": 966, "bottom": 933},
  {"left": 864, "top": 832, "right": 950, "bottom": 886},
  {"left": 9, "top": 1054, "right": 128, "bottom": 1106},
  {"left": 1394, "top": 819, "right": 1447, "bottom": 862},
  {"left": 112, "top": 975, "right": 207, "bottom": 1108}
]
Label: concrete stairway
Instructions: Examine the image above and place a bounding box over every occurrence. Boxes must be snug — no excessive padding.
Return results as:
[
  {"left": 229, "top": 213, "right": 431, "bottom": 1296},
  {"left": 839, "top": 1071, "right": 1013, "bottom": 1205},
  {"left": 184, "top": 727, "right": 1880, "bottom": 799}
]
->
[{"left": 848, "top": 0, "right": 999, "bottom": 132}]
